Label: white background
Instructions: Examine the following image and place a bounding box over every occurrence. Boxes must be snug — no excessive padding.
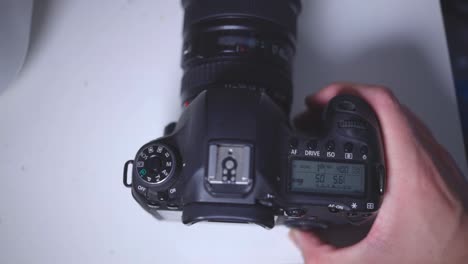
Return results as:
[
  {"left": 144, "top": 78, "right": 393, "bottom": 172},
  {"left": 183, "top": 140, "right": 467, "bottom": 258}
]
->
[{"left": 1, "top": 1, "right": 467, "bottom": 264}]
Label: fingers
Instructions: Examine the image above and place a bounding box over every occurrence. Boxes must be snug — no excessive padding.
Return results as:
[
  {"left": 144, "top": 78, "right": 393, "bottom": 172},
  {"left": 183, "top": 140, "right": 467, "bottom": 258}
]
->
[
  {"left": 306, "top": 83, "right": 406, "bottom": 135},
  {"left": 289, "top": 229, "right": 334, "bottom": 263},
  {"left": 302, "top": 83, "right": 424, "bottom": 257},
  {"left": 295, "top": 83, "right": 468, "bottom": 263},
  {"left": 401, "top": 105, "right": 437, "bottom": 146},
  {"left": 305, "top": 83, "right": 419, "bottom": 189}
]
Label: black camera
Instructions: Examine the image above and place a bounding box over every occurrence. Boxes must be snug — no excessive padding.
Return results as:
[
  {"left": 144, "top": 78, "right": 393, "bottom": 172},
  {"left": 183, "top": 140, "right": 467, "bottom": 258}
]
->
[{"left": 123, "top": 0, "right": 386, "bottom": 229}]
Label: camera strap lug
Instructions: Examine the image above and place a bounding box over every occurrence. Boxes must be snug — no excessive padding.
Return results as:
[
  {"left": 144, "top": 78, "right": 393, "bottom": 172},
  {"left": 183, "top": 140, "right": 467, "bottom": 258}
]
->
[{"left": 123, "top": 160, "right": 133, "bottom": 187}]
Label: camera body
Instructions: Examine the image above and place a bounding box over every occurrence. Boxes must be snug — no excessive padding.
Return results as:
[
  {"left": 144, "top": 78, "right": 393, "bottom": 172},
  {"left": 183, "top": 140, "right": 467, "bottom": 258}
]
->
[
  {"left": 123, "top": 87, "right": 385, "bottom": 229},
  {"left": 123, "top": 0, "right": 386, "bottom": 229}
]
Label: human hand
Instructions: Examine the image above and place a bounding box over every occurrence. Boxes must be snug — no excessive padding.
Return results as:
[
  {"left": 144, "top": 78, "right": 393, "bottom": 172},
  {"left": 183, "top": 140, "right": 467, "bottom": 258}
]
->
[{"left": 290, "top": 83, "right": 468, "bottom": 264}]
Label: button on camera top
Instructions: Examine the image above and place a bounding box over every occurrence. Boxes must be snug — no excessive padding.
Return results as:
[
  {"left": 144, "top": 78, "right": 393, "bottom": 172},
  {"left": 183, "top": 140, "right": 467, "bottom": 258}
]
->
[
  {"left": 344, "top": 142, "right": 354, "bottom": 152},
  {"left": 307, "top": 140, "right": 318, "bottom": 150},
  {"left": 289, "top": 138, "right": 299, "bottom": 148},
  {"left": 360, "top": 146, "right": 369, "bottom": 155},
  {"left": 326, "top": 140, "right": 335, "bottom": 151}
]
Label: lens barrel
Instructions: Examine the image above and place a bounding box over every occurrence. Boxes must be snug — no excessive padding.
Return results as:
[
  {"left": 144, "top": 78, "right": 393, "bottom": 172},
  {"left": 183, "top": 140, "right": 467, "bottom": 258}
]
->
[{"left": 181, "top": 0, "right": 301, "bottom": 113}]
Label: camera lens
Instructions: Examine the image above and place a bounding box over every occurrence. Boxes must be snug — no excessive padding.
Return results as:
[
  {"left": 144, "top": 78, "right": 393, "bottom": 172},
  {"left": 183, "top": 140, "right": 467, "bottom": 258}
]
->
[{"left": 181, "top": 0, "right": 301, "bottom": 113}]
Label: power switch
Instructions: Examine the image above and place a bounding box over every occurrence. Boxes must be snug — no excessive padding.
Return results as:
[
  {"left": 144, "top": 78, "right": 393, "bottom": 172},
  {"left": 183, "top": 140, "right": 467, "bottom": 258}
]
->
[
  {"left": 168, "top": 188, "right": 177, "bottom": 200},
  {"left": 158, "top": 191, "right": 168, "bottom": 201},
  {"left": 146, "top": 189, "right": 160, "bottom": 209}
]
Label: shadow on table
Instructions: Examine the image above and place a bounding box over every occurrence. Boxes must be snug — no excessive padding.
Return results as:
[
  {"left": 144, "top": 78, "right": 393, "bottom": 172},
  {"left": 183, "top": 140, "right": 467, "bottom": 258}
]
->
[{"left": 21, "top": 0, "right": 56, "bottom": 74}]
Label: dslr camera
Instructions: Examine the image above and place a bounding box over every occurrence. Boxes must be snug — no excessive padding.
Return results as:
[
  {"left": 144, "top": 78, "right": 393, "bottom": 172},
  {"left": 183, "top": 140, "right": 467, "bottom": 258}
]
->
[{"left": 123, "top": 0, "right": 386, "bottom": 229}]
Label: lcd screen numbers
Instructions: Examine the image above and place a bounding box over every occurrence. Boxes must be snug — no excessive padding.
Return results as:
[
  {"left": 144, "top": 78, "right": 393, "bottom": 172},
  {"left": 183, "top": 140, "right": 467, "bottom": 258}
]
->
[{"left": 291, "top": 160, "right": 365, "bottom": 195}]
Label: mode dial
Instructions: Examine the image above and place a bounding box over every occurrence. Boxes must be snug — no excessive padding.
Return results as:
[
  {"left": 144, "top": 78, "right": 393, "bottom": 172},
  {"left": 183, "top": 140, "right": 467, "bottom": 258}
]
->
[{"left": 135, "top": 143, "right": 176, "bottom": 184}]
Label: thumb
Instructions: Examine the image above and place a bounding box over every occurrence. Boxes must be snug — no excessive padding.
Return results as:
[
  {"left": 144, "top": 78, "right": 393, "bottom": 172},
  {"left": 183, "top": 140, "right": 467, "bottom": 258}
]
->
[{"left": 289, "top": 229, "right": 336, "bottom": 263}]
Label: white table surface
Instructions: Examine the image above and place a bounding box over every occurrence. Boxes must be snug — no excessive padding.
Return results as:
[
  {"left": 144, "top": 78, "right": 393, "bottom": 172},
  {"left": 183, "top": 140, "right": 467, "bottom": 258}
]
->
[{"left": 1, "top": 1, "right": 467, "bottom": 264}]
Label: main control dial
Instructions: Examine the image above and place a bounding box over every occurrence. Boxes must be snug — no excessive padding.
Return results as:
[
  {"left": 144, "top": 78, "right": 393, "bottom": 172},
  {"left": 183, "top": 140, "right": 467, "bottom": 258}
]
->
[{"left": 135, "top": 143, "right": 176, "bottom": 184}]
